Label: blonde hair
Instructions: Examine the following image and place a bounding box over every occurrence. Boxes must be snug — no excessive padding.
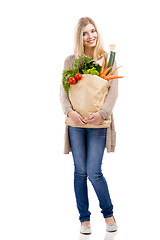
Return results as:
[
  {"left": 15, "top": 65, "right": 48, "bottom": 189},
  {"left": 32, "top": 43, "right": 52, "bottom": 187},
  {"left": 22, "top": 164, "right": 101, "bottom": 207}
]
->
[{"left": 74, "top": 17, "right": 106, "bottom": 60}]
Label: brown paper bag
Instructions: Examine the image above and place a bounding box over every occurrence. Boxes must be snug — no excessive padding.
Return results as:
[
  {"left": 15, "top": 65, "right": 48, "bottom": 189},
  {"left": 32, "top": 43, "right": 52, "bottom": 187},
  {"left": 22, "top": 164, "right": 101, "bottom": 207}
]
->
[{"left": 65, "top": 74, "right": 111, "bottom": 128}]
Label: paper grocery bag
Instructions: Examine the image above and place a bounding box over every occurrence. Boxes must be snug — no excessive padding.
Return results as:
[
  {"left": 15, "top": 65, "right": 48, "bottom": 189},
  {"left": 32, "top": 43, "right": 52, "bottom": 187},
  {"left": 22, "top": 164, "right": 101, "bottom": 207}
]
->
[{"left": 65, "top": 74, "right": 111, "bottom": 128}]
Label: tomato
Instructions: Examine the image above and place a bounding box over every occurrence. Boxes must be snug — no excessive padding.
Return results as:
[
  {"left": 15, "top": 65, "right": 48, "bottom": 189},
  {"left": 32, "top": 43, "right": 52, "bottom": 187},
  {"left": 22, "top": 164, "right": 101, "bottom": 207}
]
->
[
  {"left": 75, "top": 73, "right": 82, "bottom": 81},
  {"left": 69, "top": 77, "right": 76, "bottom": 85}
]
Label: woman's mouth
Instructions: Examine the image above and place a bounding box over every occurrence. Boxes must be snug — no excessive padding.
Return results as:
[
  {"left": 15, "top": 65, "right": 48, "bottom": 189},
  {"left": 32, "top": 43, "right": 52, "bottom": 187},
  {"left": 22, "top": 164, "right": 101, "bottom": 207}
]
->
[{"left": 87, "top": 39, "right": 95, "bottom": 44}]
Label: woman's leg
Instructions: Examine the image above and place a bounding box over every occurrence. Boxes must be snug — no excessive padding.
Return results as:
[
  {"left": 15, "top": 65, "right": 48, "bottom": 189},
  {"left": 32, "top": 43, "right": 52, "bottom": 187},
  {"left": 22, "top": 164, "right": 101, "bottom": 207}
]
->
[
  {"left": 68, "top": 126, "right": 91, "bottom": 223},
  {"left": 86, "top": 128, "right": 113, "bottom": 219}
]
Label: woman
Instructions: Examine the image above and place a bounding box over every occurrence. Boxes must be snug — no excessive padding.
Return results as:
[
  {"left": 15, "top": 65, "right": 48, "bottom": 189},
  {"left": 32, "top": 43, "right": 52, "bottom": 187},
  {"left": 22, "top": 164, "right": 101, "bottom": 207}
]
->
[{"left": 60, "top": 17, "right": 118, "bottom": 234}]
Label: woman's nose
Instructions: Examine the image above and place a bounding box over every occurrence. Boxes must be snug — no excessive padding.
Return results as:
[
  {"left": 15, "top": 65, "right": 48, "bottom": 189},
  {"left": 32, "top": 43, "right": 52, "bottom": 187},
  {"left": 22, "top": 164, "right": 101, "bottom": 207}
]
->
[{"left": 88, "top": 32, "right": 92, "bottom": 38}]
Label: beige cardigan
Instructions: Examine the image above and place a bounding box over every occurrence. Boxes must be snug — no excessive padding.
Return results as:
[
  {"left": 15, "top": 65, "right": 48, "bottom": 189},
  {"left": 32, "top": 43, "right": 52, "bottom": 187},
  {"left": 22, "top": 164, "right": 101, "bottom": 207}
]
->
[{"left": 59, "top": 53, "right": 118, "bottom": 154}]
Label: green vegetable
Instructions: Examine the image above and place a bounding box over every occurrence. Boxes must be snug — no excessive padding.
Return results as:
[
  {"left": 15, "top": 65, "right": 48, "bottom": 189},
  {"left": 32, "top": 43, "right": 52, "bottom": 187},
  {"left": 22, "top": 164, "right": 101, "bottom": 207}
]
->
[
  {"left": 62, "top": 55, "right": 101, "bottom": 97},
  {"left": 62, "top": 66, "right": 77, "bottom": 97},
  {"left": 74, "top": 55, "right": 101, "bottom": 74},
  {"left": 84, "top": 67, "right": 100, "bottom": 76},
  {"left": 107, "top": 51, "right": 116, "bottom": 74}
]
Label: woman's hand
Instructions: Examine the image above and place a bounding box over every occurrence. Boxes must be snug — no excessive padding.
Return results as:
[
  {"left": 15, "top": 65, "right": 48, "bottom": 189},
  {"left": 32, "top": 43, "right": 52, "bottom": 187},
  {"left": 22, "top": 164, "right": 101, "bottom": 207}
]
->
[
  {"left": 68, "top": 110, "right": 87, "bottom": 126},
  {"left": 86, "top": 112, "right": 103, "bottom": 125}
]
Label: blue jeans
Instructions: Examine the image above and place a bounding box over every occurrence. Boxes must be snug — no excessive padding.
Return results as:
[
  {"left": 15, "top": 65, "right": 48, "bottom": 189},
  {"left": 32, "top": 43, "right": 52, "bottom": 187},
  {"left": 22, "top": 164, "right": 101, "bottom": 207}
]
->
[{"left": 68, "top": 126, "right": 113, "bottom": 223}]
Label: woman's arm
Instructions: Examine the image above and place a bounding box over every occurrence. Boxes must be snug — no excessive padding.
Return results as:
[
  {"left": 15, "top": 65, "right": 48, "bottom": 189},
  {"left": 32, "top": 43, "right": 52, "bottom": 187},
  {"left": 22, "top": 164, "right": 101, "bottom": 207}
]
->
[
  {"left": 98, "top": 60, "right": 118, "bottom": 119},
  {"left": 59, "top": 56, "right": 73, "bottom": 116}
]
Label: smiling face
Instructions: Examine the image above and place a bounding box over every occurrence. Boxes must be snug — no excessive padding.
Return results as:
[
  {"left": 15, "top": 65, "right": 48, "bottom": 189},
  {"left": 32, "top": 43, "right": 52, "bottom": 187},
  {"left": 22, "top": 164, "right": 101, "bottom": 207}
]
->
[{"left": 83, "top": 23, "right": 97, "bottom": 49}]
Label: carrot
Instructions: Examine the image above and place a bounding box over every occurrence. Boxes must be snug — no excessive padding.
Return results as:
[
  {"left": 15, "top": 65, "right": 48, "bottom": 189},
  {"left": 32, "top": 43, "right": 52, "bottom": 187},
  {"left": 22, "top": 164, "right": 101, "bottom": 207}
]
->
[
  {"left": 107, "top": 66, "right": 122, "bottom": 76},
  {"left": 100, "top": 58, "right": 105, "bottom": 76},
  {"left": 104, "top": 75, "right": 124, "bottom": 80},
  {"left": 100, "top": 66, "right": 113, "bottom": 78},
  {"left": 100, "top": 59, "right": 124, "bottom": 80}
]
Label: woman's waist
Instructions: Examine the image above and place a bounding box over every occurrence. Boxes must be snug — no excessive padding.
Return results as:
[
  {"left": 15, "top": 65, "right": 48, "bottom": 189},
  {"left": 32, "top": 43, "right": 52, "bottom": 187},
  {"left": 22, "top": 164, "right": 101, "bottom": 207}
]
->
[{"left": 65, "top": 116, "right": 111, "bottom": 128}]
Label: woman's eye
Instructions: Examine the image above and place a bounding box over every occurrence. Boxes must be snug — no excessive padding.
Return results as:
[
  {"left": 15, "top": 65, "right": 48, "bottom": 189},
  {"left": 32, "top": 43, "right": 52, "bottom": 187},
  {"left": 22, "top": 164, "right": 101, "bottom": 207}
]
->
[
  {"left": 91, "top": 29, "right": 96, "bottom": 33},
  {"left": 83, "top": 32, "right": 86, "bottom": 36}
]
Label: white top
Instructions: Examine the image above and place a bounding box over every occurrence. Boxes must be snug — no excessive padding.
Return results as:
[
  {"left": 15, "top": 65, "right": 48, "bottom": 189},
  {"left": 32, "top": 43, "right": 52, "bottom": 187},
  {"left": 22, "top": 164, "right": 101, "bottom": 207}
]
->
[{"left": 96, "top": 56, "right": 105, "bottom": 66}]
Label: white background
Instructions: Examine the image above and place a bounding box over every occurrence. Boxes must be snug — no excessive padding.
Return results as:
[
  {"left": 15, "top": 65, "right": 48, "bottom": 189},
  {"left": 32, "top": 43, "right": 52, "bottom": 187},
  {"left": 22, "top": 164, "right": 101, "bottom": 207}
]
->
[{"left": 0, "top": 0, "right": 160, "bottom": 239}]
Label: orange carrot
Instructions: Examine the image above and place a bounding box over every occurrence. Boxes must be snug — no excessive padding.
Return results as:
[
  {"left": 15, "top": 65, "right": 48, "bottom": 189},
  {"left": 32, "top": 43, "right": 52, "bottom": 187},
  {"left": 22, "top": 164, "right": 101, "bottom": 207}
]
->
[
  {"left": 100, "top": 66, "right": 113, "bottom": 78},
  {"left": 104, "top": 75, "right": 124, "bottom": 80},
  {"left": 100, "top": 58, "right": 105, "bottom": 76},
  {"left": 107, "top": 66, "right": 122, "bottom": 76},
  {"left": 100, "top": 61, "right": 124, "bottom": 80}
]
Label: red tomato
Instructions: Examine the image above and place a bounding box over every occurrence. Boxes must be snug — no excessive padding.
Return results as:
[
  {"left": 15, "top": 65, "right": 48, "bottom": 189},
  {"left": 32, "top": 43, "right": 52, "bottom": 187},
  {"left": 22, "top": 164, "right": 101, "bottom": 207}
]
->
[
  {"left": 69, "top": 77, "right": 76, "bottom": 85},
  {"left": 75, "top": 73, "right": 82, "bottom": 81}
]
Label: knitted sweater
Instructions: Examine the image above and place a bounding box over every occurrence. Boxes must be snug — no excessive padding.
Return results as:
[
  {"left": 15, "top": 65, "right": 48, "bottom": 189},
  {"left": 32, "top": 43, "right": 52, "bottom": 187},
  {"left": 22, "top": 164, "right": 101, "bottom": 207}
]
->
[{"left": 59, "top": 53, "right": 118, "bottom": 154}]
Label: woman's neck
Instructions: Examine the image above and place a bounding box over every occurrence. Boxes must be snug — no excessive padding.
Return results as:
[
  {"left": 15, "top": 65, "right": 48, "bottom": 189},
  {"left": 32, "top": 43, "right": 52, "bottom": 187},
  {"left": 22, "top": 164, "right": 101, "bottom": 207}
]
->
[{"left": 84, "top": 47, "right": 95, "bottom": 58}]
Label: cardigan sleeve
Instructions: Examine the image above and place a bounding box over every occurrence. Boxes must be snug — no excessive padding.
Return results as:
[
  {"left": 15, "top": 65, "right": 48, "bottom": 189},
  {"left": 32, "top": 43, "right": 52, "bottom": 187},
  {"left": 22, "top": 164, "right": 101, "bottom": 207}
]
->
[
  {"left": 98, "top": 60, "right": 118, "bottom": 120},
  {"left": 59, "top": 57, "right": 73, "bottom": 116}
]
